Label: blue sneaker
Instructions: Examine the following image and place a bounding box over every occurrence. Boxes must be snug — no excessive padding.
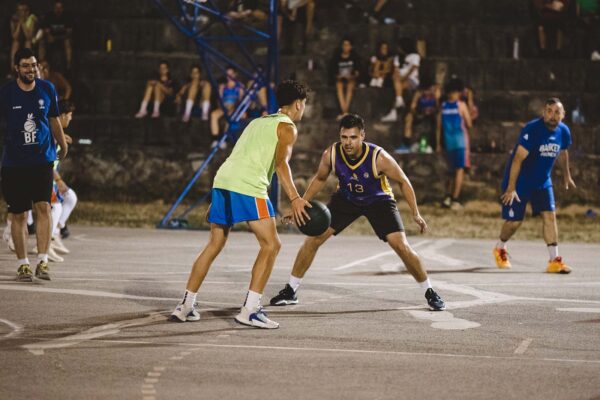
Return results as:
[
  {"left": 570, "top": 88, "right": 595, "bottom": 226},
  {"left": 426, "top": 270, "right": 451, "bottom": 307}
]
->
[
  {"left": 235, "top": 306, "right": 279, "bottom": 329},
  {"left": 393, "top": 145, "right": 411, "bottom": 154},
  {"left": 170, "top": 303, "right": 200, "bottom": 322}
]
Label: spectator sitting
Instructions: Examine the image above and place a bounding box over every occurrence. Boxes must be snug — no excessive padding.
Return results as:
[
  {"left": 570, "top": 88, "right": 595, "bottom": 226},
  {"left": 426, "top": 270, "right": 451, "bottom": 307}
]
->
[
  {"left": 531, "top": 0, "right": 571, "bottom": 57},
  {"left": 576, "top": 0, "right": 600, "bottom": 59},
  {"left": 39, "top": 60, "right": 71, "bottom": 100},
  {"left": 134, "top": 60, "right": 176, "bottom": 119},
  {"left": 329, "top": 37, "right": 361, "bottom": 120},
  {"left": 279, "top": 0, "right": 316, "bottom": 53},
  {"left": 246, "top": 67, "right": 269, "bottom": 118},
  {"left": 395, "top": 79, "right": 440, "bottom": 154},
  {"left": 227, "top": 0, "right": 267, "bottom": 21},
  {"left": 9, "top": 3, "right": 39, "bottom": 73},
  {"left": 175, "top": 64, "right": 212, "bottom": 123},
  {"left": 381, "top": 37, "right": 421, "bottom": 122},
  {"left": 39, "top": 0, "right": 73, "bottom": 71},
  {"left": 210, "top": 66, "right": 245, "bottom": 149},
  {"left": 369, "top": 41, "right": 394, "bottom": 88}
]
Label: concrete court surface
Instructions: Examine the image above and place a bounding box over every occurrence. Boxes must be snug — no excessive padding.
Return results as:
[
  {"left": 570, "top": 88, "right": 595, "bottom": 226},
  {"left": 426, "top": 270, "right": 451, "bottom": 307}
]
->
[{"left": 0, "top": 225, "right": 599, "bottom": 400}]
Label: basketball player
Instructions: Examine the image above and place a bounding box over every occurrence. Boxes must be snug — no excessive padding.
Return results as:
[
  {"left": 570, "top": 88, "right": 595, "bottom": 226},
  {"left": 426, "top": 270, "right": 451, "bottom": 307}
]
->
[
  {"left": 270, "top": 113, "right": 446, "bottom": 311},
  {"left": 493, "top": 98, "right": 575, "bottom": 273},
  {"left": 171, "top": 80, "right": 310, "bottom": 329},
  {"left": 0, "top": 48, "right": 68, "bottom": 282}
]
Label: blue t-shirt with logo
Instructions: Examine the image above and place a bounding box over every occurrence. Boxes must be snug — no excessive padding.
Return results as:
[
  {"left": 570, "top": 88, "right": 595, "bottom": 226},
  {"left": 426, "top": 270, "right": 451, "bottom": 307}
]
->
[
  {"left": 0, "top": 78, "right": 59, "bottom": 167},
  {"left": 502, "top": 118, "right": 571, "bottom": 192}
]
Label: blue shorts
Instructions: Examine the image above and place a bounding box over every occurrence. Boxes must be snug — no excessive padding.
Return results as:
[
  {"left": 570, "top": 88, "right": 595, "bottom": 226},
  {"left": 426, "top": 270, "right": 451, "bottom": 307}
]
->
[
  {"left": 445, "top": 148, "right": 470, "bottom": 171},
  {"left": 208, "top": 188, "right": 275, "bottom": 226},
  {"left": 502, "top": 186, "right": 555, "bottom": 221}
]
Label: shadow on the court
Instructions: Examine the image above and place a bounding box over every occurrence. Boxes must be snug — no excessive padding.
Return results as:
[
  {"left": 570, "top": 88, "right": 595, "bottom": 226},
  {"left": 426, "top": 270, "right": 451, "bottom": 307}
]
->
[{"left": 345, "top": 266, "right": 541, "bottom": 275}]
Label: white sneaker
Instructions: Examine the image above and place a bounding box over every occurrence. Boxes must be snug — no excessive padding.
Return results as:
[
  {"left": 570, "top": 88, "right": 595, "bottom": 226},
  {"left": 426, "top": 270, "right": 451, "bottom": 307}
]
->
[
  {"left": 170, "top": 303, "right": 201, "bottom": 322},
  {"left": 47, "top": 246, "right": 64, "bottom": 263},
  {"left": 234, "top": 306, "right": 279, "bottom": 329},
  {"left": 381, "top": 108, "right": 398, "bottom": 122},
  {"left": 51, "top": 235, "right": 70, "bottom": 254},
  {"left": 134, "top": 110, "right": 147, "bottom": 118},
  {"left": 591, "top": 50, "right": 600, "bottom": 61},
  {"left": 182, "top": 113, "right": 191, "bottom": 123},
  {"left": 395, "top": 96, "right": 405, "bottom": 108}
]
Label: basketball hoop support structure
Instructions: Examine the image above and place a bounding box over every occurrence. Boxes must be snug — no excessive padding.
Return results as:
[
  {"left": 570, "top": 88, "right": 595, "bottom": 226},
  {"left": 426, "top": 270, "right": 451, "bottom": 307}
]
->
[{"left": 153, "top": 0, "right": 280, "bottom": 228}]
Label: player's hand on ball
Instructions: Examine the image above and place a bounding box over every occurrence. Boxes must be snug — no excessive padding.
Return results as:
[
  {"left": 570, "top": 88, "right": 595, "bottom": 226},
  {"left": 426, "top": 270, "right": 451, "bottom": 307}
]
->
[
  {"left": 564, "top": 176, "right": 576, "bottom": 190},
  {"left": 413, "top": 213, "right": 428, "bottom": 234},
  {"left": 292, "top": 197, "right": 311, "bottom": 226},
  {"left": 501, "top": 189, "right": 520, "bottom": 206},
  {"left": 281, "top": 213, "right": 294, "bottom": 225}
]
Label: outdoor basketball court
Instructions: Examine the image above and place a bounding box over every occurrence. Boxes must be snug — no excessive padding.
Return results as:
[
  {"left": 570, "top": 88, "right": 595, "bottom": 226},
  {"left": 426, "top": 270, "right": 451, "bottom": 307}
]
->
[{"left": 0, "top": 226, "right": 599, "bottom": 399}]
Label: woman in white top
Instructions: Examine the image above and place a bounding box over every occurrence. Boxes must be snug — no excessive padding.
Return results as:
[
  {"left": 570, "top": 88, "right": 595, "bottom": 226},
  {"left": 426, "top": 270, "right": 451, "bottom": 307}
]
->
[{"left": 381, "top": 37, "right": 421, "bottom": 122}]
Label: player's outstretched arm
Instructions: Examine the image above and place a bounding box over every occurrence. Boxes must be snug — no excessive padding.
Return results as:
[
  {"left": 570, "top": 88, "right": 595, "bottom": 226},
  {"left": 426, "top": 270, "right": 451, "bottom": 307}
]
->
[
  {"left": 50, "top": 117, "right": 68, "bottom": 160},
  {"left": 558, "top": 150, "right": 576, "bottom": 190},
  {"left": 376, "top": 149, "right": 427, "bottom": 233},
  {"left": 501, "top": 145, "right": 529, "bottom": 205},
  {"left": 302, "top": 146, "right": 333, "bottom": 202},
  {"left": 276, "top": 122, "right": 310, "bottom": 225}
]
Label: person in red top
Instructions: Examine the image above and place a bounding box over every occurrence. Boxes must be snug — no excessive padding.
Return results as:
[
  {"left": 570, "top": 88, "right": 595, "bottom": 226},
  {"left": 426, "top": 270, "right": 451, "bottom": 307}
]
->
[{"left": 531, "top": 0, "right": 572, "bottom": 56}]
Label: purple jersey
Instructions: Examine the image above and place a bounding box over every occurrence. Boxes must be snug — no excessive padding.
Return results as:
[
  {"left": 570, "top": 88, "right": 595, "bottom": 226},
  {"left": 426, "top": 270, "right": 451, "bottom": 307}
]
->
[{"left": 332, "top": 142, "right": 394, "bottom": 206}]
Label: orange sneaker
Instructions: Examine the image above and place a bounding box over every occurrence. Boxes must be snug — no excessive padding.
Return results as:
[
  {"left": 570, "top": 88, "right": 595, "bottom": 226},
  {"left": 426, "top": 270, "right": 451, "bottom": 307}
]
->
[
  {"left": 493, "top": 248, "right": 511, "bottom": 269},
  {"left": 546, "top": 256, "right": 571, "bottom": 274}
]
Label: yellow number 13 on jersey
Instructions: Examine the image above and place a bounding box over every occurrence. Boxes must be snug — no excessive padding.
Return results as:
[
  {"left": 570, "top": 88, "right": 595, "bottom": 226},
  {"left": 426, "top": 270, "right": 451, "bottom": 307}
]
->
[{"left": 347, "top": 182, "right": 364, "bottom": 193}]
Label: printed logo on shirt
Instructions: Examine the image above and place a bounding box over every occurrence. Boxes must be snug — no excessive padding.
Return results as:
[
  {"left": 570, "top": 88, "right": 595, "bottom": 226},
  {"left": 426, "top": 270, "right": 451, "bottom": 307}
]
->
[
  {"left": 12, "top": 106, "right": 22, "bottom": 110},
  {"left": 509, "top": 208, "right": 514, "bottom": 218},
  {"left": 22, "top": 113, "right": 38, "bottom": 145},
  {"left": 538, "top": 143, "right": 560, "bottom": 157},
  {"left": 38, "top": 99, "right": 45, "bottom": 109},
  {"left": 350, "top": 173, "right": 359, "bottom": 181},
  {"left": 363, "top": 172, "right": 370, "bottom": 179},
  {"left": 523, "top": 134, "right": 529, "bottom": 141}
]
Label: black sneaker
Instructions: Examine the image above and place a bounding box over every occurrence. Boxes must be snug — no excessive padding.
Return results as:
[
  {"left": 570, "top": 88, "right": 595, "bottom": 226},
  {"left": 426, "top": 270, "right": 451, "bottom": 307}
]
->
[
  {"left": 60, "top": 225, "right": 70, "bottom": 239},
  {"left": 269, "top": 284, "right": 298, "bottom": 306},
  {"left": 425, "top": 288, "right": 445, "bottom": 311}
]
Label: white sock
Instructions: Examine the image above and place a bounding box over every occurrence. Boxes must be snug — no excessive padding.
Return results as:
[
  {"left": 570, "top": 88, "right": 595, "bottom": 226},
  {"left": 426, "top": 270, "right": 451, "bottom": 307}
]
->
[
  {"left": 51, "top": 202, "right": 62, "bottom": 238},
  {"left": 547, "top": 244, "right": 559, "bottom": 260},
  {"left": 395, "top": 96, "right": 405, "bottom": 108},
  {"left": 496, "top": 240, "right": 508, "bottom": 250},
  {"left": 58, "top": 188, "right": 77, "bottom": 228},
  {"left": 182, "top": 290, "right": 197, "bottom": 307},
  {"left": 139, "top": 100, "right": 149, "bottom": 113},
  {"left": 27, "top": 211, "right": 33, "bottom": 225},
  {"left": 153, "top": 100, "right": 160, "bottom": 114},
  {"left": 288, "top": 275, "right": 302, "bottom": 292},
  {"left": 37, "top": 253, "right": 48, "bottom": 263},
  {"left": 184, "top": 99, "right": 194, "bottom": 118},
  {"left": 201, "top": 100, "right": 210, "bottom": 119},
  {"left": 244, "top": 290, "right": 262, "bottom": 311},
  {"left": 18, "top": 258, "right": 29, "bottom": 266},
  {"left": 418, "top": 278, "right": 432, "bottom": 292}
]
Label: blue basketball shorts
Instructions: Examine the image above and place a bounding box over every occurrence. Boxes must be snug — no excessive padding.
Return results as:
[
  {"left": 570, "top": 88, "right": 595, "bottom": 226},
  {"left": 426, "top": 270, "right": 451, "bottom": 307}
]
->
[
  {"left": 445, "top": 148, "right": 471, "bottom": 171},
  {"left": 208, "top": 188, "right": 275, "bottom": 226},
  {"left": 502, "top": 186, "right": 556, "bottom": 221}
]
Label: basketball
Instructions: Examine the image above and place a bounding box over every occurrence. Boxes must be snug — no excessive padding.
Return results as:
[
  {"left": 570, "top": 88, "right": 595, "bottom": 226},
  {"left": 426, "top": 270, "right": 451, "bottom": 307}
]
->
[{"left": 297, "top": 200, "right": 331, "bottom": 237}]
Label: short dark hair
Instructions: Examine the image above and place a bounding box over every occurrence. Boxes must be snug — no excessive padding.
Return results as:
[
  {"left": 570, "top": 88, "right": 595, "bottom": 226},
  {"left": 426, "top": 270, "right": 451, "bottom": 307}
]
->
[
  {"left": 444, "top": 77, "right": 464, "bottom": 94},
  {"left": 58, "top": 99, "right": 75, "bottom": 114},
  {"left": 545, "top": 97, "right": 562, "bottom": 106},
  {"left": 339, "top": 113, "right": 365, "bottom": 132},
  {"left": 14, "top": 48, "right": 35, "bottom": 65},
  {"left": 276, "top": 80, "right": 308, "bottom": 107}
]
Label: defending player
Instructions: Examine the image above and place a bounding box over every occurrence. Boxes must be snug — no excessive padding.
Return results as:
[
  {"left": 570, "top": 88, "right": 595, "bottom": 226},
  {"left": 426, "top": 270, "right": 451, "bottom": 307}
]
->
[
  {"left": 270, "top": 113, "right": 446, "bottom": 311},
  {"left": 493, "top": 97, "right": 575, "bottom": 273},
  {"left": 171, "top": 80, "right": 310, "bottom": 329}
]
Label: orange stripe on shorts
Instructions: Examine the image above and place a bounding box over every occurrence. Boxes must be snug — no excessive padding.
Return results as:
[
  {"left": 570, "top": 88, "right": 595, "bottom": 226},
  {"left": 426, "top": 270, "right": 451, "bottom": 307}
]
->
[{"left": 255, "top": 198, "right": 269, "bottom": 219}]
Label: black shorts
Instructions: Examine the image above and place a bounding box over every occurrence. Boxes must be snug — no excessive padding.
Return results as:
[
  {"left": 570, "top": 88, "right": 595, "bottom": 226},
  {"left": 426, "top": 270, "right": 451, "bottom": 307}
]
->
[
  {"left": 328, "top": 192, "right": 404, "bottom": 242},
  {"left": 1, "top": 163, "right": 54, "bottom": 213}
]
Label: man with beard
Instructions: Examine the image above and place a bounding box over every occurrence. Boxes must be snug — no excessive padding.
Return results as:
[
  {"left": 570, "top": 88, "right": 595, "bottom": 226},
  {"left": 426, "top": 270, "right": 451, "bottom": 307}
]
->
[
  {"left": 0, "top": 48, "right": 69, "bottom": 282},
  {"left": 493, "top": 98, "right": 575, "bottom": 273},
  {"left": 270, "top": 113, "right": 446, "bottom": 311}
]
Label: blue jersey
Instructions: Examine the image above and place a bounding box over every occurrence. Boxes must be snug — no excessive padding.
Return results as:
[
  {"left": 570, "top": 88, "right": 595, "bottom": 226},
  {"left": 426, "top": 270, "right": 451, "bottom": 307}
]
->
[
  {"left": 441, "top": 100, "right": 468, "bottom": 151},
  {"left": 502, "top": 118, "right": 571, "bottom": 192},
  {"left": 0, "top": 79, "right": 59, "bottom": 167},
  {"left": 332, "top": 142, "right": 394, "bottom": 206},
  {"left": 222, "top": 82, "right": 243, "bottom": 106}
]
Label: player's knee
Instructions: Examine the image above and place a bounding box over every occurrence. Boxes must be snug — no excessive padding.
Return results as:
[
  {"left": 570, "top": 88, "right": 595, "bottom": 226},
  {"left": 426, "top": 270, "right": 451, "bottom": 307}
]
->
[
  {"left": 262, "top": 239, "right": 281, "bottom": 255},
  {"left": 33, "top": 202, "right": 50, "bottom": 215}
]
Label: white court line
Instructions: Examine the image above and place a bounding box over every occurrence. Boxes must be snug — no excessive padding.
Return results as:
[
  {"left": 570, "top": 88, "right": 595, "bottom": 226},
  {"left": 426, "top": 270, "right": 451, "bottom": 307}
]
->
[
  {"left": 514, "top": 338, "right": 533, "bottom": 354},
  {"left": 0, "top": 284, "right": 239, "bottom": 306},
  {"left": 333, "top": 240, "right": 431, "bottom": 271},
  {"left": 419, "top": 239, "right": 465, "bottom": 267},
  {"left": 0, "top": 318, "right": 23, "bottom": 339},
  {"left": 557, "top": 308, "right": 600, "bottom": 313},
  {"left": 96, "top": 339, "right": 600, "bottom": 365}
]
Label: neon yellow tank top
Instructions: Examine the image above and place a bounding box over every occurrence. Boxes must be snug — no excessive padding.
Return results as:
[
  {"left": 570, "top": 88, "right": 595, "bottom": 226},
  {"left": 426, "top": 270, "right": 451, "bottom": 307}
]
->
[{"left": 212, "top": 113, "right": 294, "bottom": 198}]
